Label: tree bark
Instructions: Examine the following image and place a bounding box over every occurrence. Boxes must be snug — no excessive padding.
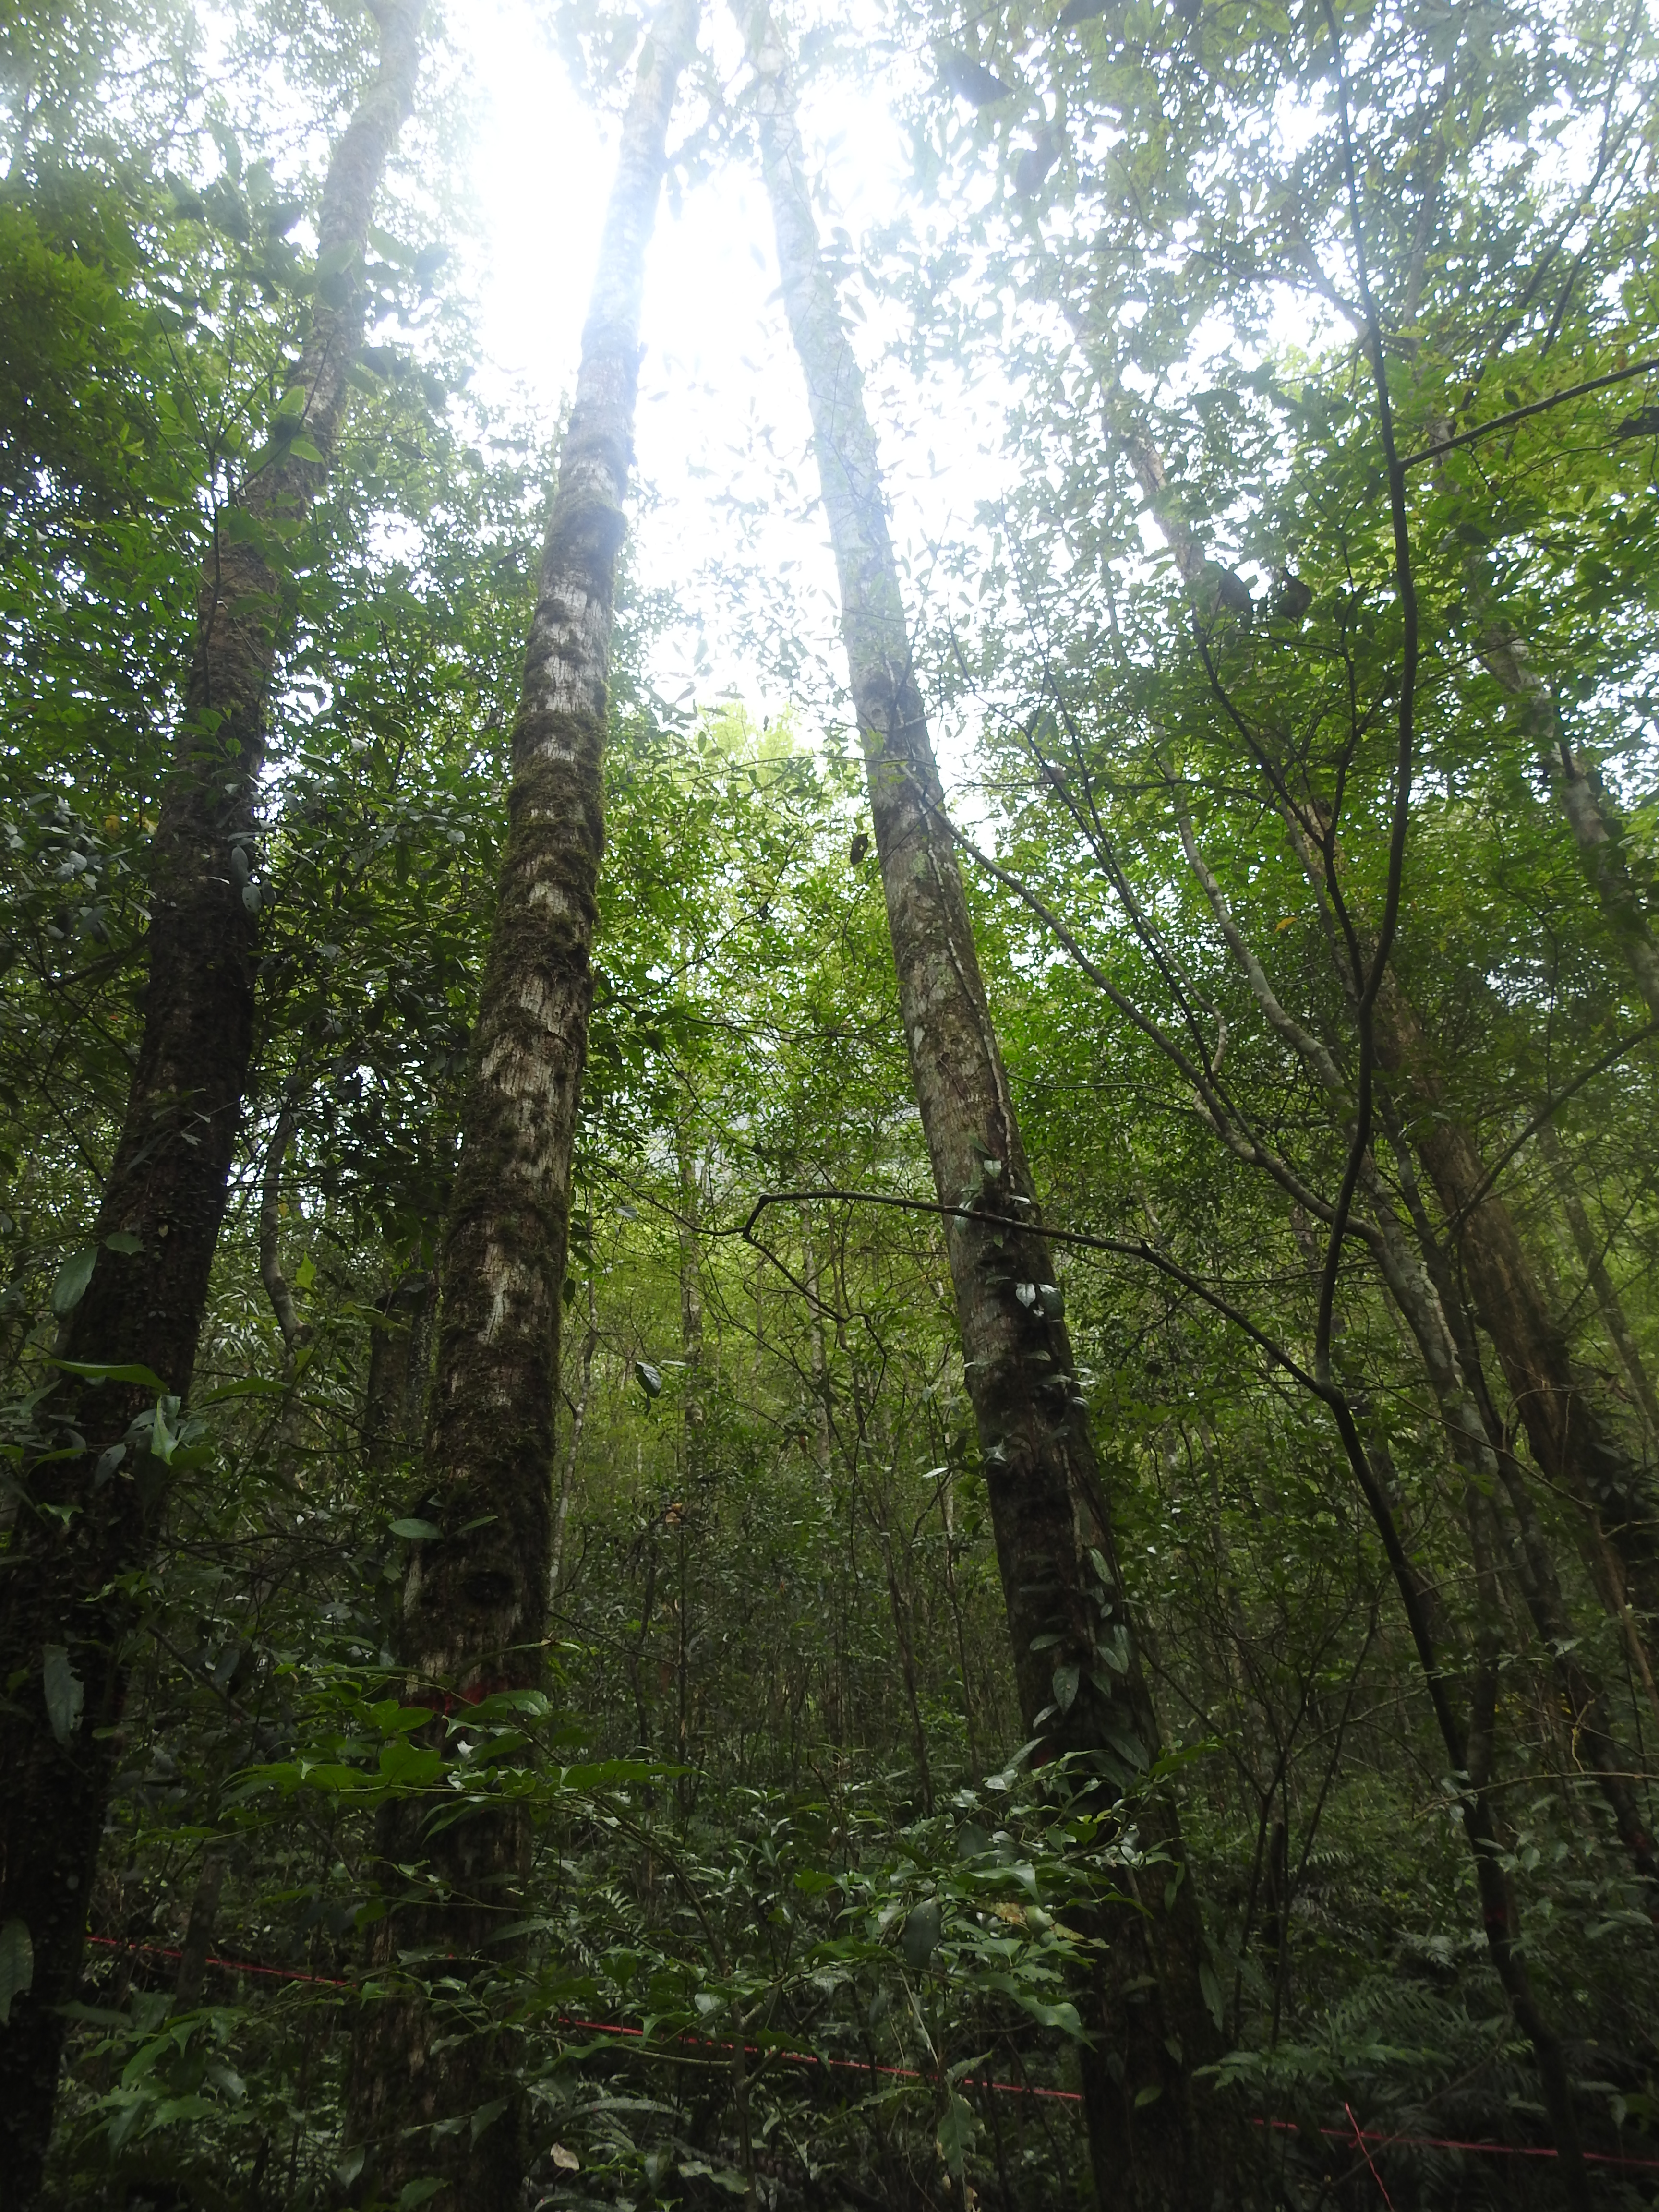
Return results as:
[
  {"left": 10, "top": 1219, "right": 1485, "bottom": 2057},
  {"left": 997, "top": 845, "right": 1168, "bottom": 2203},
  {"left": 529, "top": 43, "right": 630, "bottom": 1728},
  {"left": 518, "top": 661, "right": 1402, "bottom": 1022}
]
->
[
  {"left": 548, "top": 1278, "right": 598, "bottom": 1605},
  {"left": 171, "top": 1846, "right": 227, "bottom": 2016},
  {"left": 743, "top": 15, "right": 1251, "bottom": 2205},
  {"left": 259, "top": 1081, "right": 312, "bottom": 1365},
  {"left": 0, "top": 10, "right": 425, "bottom": 2195},
  {"left": 364, "top": 1269, "right": 435, "bottom": 1468},
  {"left": 342, "top": 7, "right": 698, "bottom": 2205}
]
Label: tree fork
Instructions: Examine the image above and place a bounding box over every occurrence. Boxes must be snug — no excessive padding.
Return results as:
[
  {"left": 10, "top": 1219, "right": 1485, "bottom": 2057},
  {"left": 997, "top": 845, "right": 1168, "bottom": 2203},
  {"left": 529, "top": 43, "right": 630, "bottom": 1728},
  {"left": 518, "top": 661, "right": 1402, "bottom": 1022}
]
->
[
  {"left": 0, "top": 8, "right": 425, "bottom": 2197},
  {"left": 341, "top": 5, "right": 699, "bottom": 2205},
  {"left": 741, "top": 12, "right": 1256, "bottom": 2206}
]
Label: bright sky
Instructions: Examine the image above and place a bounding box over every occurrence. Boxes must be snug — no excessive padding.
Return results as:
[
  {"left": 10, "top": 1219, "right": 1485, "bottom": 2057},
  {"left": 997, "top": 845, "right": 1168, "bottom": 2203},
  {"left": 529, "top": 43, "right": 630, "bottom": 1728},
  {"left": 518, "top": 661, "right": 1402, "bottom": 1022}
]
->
[{"left": 463, "top": 0, "right": 1004, "bottom": 771}]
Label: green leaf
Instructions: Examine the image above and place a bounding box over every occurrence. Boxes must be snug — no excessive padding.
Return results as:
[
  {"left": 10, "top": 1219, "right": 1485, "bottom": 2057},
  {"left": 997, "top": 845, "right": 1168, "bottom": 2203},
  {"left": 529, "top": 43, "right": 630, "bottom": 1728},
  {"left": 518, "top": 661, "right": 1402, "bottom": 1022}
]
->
[
  {"left": 378, "top": 1738, "right": 442, "bottom": 1788},
  {"left": 901, "top": 1896, "right": 942, "bottom": 1968},
  {"left": 470, "top": 2095, "right": 509, "bottom": 2142},
  {"left": 197, "top": 1377, "right": 288, "bottom": 1404},
  {"left": 369, "top": 223, "right": 418, "bottom": 270},
  {"left": 52, "top": 1359, "right": 167, "bottom": 1390},
  {"left": 0, "top": 1919, "right": 33, "bottom": 2026},
  {"left": 396, "top": 2184, "right": 445, "bottom": 2210},
  {"left": 288, "top": 436, "right": 325, "bottom": 463},
  {"left": 42, "top": 1645, "right": 83, "bottom": 1745},
  {"left": 1014, "top": 1991, "right": 1083, "bottom": 2035},
  {"left": 103, "top": 1231, "right": 144, "bottom": 1255},
  {"left": 936, "top": 2090, "right": 976, "bottom": 2175},
  {"left": 314, "top": 241, "right": 361, "bottom": 281},
  {"left": 1051, "top": 1660, "right": 1080, "bottom": 1713},
  {"left": 390, "top": 1518, "right": 442, "bottom": 1541},
  {"left": 50, "top": 1247, "right": 97, "bottom": 1315},
  {"left": 149, "top": 1396, "right": 178, "bottom": 1465}
]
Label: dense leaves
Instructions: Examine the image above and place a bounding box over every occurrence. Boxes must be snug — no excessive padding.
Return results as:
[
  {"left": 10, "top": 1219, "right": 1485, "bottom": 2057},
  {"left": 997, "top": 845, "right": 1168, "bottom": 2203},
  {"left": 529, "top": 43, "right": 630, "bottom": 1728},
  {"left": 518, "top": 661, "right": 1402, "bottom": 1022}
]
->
[{"left": 3, "top": 0, "right": 1659, "bottom": 2207}]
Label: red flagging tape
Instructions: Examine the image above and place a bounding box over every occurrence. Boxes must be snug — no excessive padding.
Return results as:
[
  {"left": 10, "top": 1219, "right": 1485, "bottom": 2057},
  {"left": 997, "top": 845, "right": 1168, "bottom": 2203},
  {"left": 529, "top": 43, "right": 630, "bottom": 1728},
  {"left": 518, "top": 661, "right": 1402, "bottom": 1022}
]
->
[
  {"left": 89, "top": 1932, "right": 349, "bottom": 1988},
  {"left": 83, "top": 1936, "right": 1659, "bottom": 2169}
]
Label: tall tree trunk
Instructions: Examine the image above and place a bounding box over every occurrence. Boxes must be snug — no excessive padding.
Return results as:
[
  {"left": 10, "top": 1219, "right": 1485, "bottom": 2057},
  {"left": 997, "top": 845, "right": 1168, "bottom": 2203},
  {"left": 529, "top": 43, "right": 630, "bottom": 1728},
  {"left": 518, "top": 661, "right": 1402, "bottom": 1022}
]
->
[
  {"left": 342, "top": 8, "right": 698, "bottom": 2205},
  {"left": 0, "top": 10, "right": 425, "bottom": 2194},
  {"left": 676, "top": 1097, "right": 708, "bottom": 1490},
  {"left": 743, "top": 16, "right": 1250, "bottom": 2205}
]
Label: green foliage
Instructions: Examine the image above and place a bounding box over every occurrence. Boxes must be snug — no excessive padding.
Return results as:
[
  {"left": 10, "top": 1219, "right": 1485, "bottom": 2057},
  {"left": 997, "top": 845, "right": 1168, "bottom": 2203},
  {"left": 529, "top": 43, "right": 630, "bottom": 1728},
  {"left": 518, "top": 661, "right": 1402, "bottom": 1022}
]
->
[{"left": 4, "top": 0, "right": 1659, "bottom": 2206}]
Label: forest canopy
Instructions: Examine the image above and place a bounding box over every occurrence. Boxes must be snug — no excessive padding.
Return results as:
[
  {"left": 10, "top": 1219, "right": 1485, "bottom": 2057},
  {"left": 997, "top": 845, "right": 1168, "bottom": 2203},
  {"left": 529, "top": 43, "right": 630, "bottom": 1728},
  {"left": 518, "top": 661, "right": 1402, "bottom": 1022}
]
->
[{"left": 1, "top": 1, "right": 1659, "bottom": 2209}]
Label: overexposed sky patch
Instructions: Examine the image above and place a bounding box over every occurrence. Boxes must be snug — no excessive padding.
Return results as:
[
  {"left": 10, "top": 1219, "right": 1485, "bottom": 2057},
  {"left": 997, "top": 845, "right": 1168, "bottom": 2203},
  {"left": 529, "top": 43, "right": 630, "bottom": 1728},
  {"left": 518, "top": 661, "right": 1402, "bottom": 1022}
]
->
[{"left": 462, "top": 1, "right": 1010, "bottom": 782}]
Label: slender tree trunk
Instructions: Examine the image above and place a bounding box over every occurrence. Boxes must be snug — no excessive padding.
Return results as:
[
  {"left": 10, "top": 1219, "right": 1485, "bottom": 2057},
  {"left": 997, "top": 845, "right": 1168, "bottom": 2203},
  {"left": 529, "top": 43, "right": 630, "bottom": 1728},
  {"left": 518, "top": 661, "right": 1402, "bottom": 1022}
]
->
[
  {"left": 171, "top": 1847, "right": 227, "bottom": 2016},
  {"left": 0, "top": 12, "right": 424, "bottom": 2194},
  {"left": 1369, "top": 969, "right": 1659, "bottom": 1610},
  {"left": 1387, "top": 1173, "right": 1659, "bottom": 1892},
  {"left": 1459, "top": 1489, "right": 1589, "bottom": 2203},
  {"left": 1469, "top": 577, "right": 1659, "bottom": 1024},
  {"left": 800, "top": 1204, "right": 835, "bottom": 1476},
  {"left": 677, "top": 1099, "right": 708, "bottom": 1489},
  {"left": 342, "top": 9, "right": 697, "bottom": 2205},
  {"left": 1536, "top": 1116, "right": 1659, "bottom": 1451},
  {"left": 1118, "top": 401, "right": 1658, "bottom": 1619},
  {"left": 549, "top": 1278, "right": 598, "bottom": 1604},
  {"left": 1163, "top": 559, "right": 1600, "bottom": 2147},
  {"left": 743, "top": 16, "right": 1250, "bottom": 2204},
  {"left": 865, "top": 1483, "right": 935, "bottom": 1815},
  {"left": 1085, "top": 372, "right": 1594, "bottom": 2192},
  {"left": 259, "top": 1081, "right": 312, "bottom": 1365},
  {"left": 1492, "top": 1448, "right": 1659, "bottom": 1889},
  {"left": 364, "top": 1269, "right": 435, "bottom": 1468},
  {"left": 674, "top": 1104, "right": 704, "bottom": 1805}
]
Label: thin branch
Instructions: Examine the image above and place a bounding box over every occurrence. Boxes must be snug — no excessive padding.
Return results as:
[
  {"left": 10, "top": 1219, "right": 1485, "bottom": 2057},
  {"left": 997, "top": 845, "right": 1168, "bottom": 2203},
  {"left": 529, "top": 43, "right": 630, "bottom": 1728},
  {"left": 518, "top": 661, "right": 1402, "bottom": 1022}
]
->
[{"left": 1402, "top": 356, "right": 1659, "bottom": 468}]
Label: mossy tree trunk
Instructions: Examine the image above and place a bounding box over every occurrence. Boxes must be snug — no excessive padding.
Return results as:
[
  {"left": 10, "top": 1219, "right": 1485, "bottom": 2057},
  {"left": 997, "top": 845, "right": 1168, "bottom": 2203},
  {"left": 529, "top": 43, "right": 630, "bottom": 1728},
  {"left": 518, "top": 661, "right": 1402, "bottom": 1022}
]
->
[
  {"left": 0, "top": 8, "right": 425, "bottom": 2195},
  {"left": 342, "top": 7, "right": 699, "bottom": 2206},
  {"left": 743, "top": 13, "right": 1253, "bottom": 2207}
]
